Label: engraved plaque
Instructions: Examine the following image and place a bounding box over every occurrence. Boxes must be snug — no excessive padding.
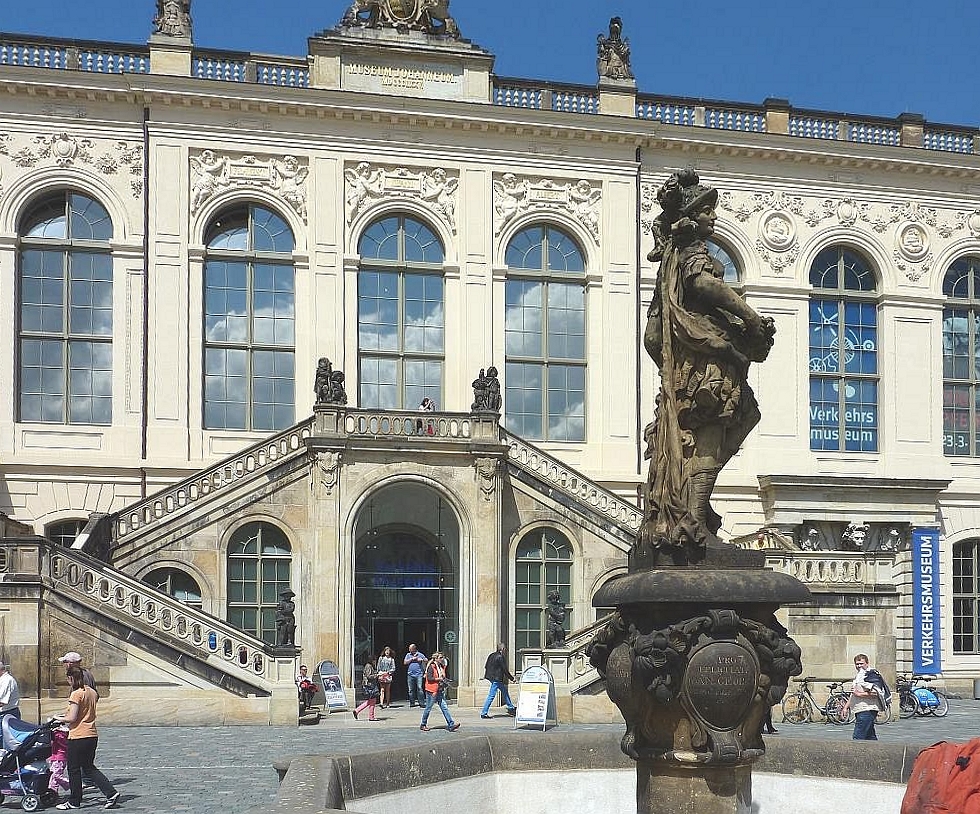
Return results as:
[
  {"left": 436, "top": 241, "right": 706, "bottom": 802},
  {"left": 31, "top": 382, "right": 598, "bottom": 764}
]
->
[{"left": 682, "top": 641, "right": 758, "bottom": 731}]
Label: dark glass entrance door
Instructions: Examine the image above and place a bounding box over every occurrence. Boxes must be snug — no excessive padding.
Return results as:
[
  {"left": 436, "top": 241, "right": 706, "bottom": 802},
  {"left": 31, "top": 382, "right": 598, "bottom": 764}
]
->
[{"left": 369, "top": 617, "right": 437, "bottom": 701}]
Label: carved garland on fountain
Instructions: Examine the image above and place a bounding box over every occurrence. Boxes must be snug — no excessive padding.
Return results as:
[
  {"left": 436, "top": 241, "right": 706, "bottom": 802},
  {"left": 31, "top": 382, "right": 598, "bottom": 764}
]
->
[
  {"left": 587, "top": 608, "right": 802, "bottom": 764},
  {"left": 344, "top": 162, "right": 459, "bottom": 234}
]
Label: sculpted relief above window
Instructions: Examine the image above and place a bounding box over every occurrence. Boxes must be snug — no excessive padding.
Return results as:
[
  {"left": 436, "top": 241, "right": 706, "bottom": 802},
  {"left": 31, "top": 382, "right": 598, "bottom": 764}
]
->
[
  {"left": 189, "top": 151, "right": 309, "bottom": 221},
  {"left": 344, "top": 162, "right": 458, "bottom": 233},
  {"left": 493, "top": 173, "right": 601, "bottom": 243}
]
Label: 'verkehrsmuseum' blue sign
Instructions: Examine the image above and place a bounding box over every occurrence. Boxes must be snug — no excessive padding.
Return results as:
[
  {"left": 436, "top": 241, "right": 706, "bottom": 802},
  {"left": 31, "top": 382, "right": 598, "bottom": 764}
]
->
[{"left": 912, "top": 527, "right": 942, "bottom": 674}]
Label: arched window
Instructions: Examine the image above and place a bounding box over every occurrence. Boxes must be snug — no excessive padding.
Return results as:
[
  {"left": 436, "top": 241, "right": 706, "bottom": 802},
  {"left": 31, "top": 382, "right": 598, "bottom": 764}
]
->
[
  {"left": 707, "top": 239, "right": 741, "bottom": 285},
  {"left": 204, "top": 204, "right": 295, "bottom": 431},
  {"left": 808, "top": 246, "right": 878, "bottom": 452},
  {"left": 504, "top": 225, "right": 586, "bottom": 441},
  {"left": 942, "top": 257, "right": 980, "bottom": 456},
  {"left": 357, "top": 215, "right": 445, "bottom": 409},
  {"left": 514, "top": 527, "right": 573, "bottom": 649},
  {"left": 143, "top": 567, "right": 203, "bottom": 609},
  {"left": 19, "top": 191, "right": 113, "bottom": 424},
  {"left": 46, "top": 518, "right": 87, "bottom": 547},
  {"left": 954, "top": 539, "right": 980, "bottom": 653},
  {"left": 226, "top": 522, "right": 292, "bottom": 643}
]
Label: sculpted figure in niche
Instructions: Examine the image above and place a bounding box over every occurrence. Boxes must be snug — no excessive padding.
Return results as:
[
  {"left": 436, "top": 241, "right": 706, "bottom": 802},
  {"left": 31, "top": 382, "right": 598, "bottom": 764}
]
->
[
  {"left": 596, "top": 16, "right": 633, "bottom": 81},
  {"left": 154, "top": 0, "right": 192, "bottom": 38},
  {"left": 637, "top": 170, "right": 775, "bottom": 565}
]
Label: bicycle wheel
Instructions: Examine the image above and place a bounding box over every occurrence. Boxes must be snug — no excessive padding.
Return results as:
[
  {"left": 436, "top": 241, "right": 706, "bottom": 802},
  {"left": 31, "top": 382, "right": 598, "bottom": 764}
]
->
[
  {"left": 932, "top": 691, "right": 949, "bottom": 717},
  {"left": 781, "top": 693, "right": 812, "bottom": 724},
  {"left": 825, "top": 694, "right": 849, "bottom": 724},
  {"left": 899, "top": 690, "right": 919, "bottom": 718},
  {"left": 876, "top": 702, "right": 893, "bottom": 724}
]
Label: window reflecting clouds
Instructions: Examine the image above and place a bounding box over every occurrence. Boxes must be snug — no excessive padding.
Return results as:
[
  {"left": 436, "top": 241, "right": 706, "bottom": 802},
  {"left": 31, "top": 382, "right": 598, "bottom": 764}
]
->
[
  {"left": 204, "top": 205, "right": 295, "bottom": 431},
  {"left": 942, "top": 257, "right": 980, "bottom": 456},
  {"left": 18, "top": 192, "right": 113, "bottom": 425},
  {"left": 357, "top": 215, "right": 445, "bottom": 408},
  {"left": 504, "top": 226, "right": 586, "bottom": 442}
]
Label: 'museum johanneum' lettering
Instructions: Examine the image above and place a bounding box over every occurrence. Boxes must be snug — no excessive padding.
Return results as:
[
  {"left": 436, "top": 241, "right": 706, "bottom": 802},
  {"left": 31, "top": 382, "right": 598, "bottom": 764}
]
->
[
  {"left": 920, "top": 538, "right": 935, "bottom": 665},
  {"left": 346, "top": 62, "right": 459, "bottom": 89}
]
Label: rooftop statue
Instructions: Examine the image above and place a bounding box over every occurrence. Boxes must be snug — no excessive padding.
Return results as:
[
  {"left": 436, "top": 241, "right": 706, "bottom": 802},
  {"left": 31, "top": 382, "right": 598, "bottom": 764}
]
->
[
  {"left": 636, "top": 170, "right": 775, "bottom": 567},
  {"left": 153, "top": 0, "right": 192, "bottom": 38},
  {"left": 596, "top": 16, "right": 633, "bottom": 81},
  {"left": 339, "top": 0, "right": 460, "bottom": 38}
]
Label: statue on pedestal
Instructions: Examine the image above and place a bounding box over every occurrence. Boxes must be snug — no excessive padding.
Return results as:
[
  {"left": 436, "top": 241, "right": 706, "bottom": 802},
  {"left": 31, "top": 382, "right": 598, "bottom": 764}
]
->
[
  {"left": 545, "top": 589, "right": 566, "bottom": 648},
  {"left": 471, "top": 366, "right": 502, "bottom": 412},
  {"left": 597, "top": 17, "right": 633, "bottom": 81},
  {"left": 153, "top": 0, "right": 192, "bottom": 38},
  {"left": 275, "top": 590, "right": 296, "bottom": 647},
  {"left": 314, "top": 358, "right": 348, "bottom": 406}
]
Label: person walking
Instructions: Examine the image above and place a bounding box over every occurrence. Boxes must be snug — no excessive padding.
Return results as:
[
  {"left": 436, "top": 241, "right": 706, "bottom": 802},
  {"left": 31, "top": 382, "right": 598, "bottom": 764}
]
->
[
  {"left": 376, "top": 646, "right": 396, "bottom": 708},
  {"left": 352, "top": 659, "right": 380, "bottom": 721},
  {"left": 419, "top": 652, "right": 459, "bottom": 732},
  {"left": 0, "top": 660, "right": 21, "bottom": 720},
  {"left": 53, "top": 666, "right": 119, "bottom": 810},
  {"left": 842, "top": 653, "right": 882, "bottom": 741},
  {"left": 479, "top": 643, "right": 517, "bottom": 719},
  {"left": 403, "top": 644, "right": 427, "bottom": 708}
]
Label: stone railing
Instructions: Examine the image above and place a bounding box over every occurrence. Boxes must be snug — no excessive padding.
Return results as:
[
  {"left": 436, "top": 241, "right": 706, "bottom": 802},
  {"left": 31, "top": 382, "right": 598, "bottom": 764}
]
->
[
  {"left": 311, "top": 406, "right": 502, "bottom": 443},
  {"left": 764, "top": 551, "right": 896, "bottom": 590},
  {"left": 519, "top": 613, "right": 613, "bottom": 691},
  {"left": 1, "top": 33, "right": 977, "bottom": 154},
  {"left": 0, "top": 34, "right": 149, "bottom": 73},
  {"left": 500, "top": 428, "right": 641, "bottom": 537},
  {"left": 2, "top": 539, "right": 278, "bottom": 690},
  {"left": 114, "top": 417, "right": 314, "bottom": 539}
]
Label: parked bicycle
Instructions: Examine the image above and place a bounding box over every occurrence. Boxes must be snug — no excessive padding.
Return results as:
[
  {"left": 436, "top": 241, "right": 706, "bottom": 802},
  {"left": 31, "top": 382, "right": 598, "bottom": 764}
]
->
[
  {"left": 896, "top": 674, "right": 949, "bottom": 718},
  {"left": 781, "top": 677, "right": 851, "bottom": 724}
]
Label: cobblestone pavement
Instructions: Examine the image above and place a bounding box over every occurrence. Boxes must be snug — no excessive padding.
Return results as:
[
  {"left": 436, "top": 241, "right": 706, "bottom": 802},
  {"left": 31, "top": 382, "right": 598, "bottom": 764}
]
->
[{"left": 15, "top": 699, "right": 979, "bottom": 812}]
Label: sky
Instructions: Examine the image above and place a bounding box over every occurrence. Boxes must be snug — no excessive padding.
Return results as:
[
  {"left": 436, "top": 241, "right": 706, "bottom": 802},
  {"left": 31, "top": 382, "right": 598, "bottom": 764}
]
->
[{"left": 1, "top": 1, "right": 975, "bottom": 127}]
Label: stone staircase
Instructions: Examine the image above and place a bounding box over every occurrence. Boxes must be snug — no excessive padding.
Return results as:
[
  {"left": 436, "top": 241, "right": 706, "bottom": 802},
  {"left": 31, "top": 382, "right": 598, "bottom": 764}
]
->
[{"left": 0, "top": 537, "right": 298, "bottom": 724}]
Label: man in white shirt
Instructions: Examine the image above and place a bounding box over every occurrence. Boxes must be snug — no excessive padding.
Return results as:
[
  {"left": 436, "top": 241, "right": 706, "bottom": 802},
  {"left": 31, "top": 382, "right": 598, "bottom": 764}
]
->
[
  {"left": 0, "top": 660, "right": 21, "bottom": 720},
  {"left": 842, "top": 653, "right": 881, "bottom": 740}
]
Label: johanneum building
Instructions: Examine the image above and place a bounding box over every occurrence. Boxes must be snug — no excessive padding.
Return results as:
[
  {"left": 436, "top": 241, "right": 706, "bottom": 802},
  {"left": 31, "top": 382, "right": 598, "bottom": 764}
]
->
[{"left": 0, "top": 2, "right": 976, "bottom": 722}]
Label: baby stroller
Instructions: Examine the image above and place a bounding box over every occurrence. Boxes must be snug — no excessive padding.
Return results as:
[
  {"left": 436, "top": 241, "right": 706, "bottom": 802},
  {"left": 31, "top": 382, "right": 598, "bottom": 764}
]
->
[{"left": 0, "top": 716, "right": 57, "bottom": 811}]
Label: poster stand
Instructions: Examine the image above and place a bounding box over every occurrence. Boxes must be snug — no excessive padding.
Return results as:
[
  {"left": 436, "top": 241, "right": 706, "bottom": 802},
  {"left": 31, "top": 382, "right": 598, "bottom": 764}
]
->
[
  {"left": 316, "top": 659, "right": 349, "bottom": 712},
  {"left": 515, "top": 665, "right": 558, "bottom": 731}
]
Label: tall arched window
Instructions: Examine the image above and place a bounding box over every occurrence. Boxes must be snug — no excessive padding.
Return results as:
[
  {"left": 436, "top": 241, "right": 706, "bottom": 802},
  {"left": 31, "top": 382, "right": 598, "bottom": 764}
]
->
[
  {"left": 226, "top": 522, "right": 292, "bottom": 643},
  {"left": 954, "top": 539, "right": 980, "bottom": 653},
  {"left": 357, "top": 215, "right": 445, "bottom": 409},
  {"left": 808, "top": 246, "right": 879, "bottom": 452},
  {"left": 504, "top": 225, "right": 586, "bottom": 441},
  {"left": 514, "top": 527, "right": 573, "bottom": 649},
  {"left": 942, "top": 257, "right": 980, "bottom": 456},
  {"left": 19, "top": 191, "right": 113, "bottom": 424},
  {"left": 143, "top": 567, "right": 203, "bottom": 609},
  {"left": 204, "top": 204, "right": 295, "bottom": 431}
]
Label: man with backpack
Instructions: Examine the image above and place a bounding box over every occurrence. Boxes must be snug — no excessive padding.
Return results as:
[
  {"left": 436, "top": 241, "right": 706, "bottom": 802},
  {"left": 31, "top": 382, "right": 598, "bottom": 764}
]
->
[{"left": 842, "top": 653, "right": 884, "bottom": 740}]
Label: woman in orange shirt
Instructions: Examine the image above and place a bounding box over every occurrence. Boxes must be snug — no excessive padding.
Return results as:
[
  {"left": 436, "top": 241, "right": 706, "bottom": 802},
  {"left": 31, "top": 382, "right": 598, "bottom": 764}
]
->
[{"left": 53, "top": 666, "right": 119, "bottom": 810}]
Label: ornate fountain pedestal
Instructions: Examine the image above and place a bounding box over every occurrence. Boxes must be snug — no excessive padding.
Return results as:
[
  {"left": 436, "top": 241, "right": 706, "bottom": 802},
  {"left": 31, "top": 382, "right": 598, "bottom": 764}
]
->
[{"left": 589, "top": 552, "right": 810, "bottom": 814}]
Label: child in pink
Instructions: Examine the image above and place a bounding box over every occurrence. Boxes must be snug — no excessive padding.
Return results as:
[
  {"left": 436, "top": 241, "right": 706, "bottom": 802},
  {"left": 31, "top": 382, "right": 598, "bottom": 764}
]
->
[{"left": 47, "top": 725, "right": 69, "bottom": 795}]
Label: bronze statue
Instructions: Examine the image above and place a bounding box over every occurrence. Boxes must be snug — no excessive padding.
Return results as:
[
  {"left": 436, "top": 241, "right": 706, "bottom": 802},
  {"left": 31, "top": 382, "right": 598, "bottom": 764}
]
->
[
  {"left": 637, "top": 170, "right": 775, "bottom": 567},
  {"left": 340, "top": 0, "right": 460, "bottom": 38},
  {"left": 153, "top": 0, "right": 192, "bottom": 38},
  {"left": 545, "top": 589, "right": 566, "bottom": 648},
  {"left": 314, "top": 357, "right": 348, "bottom": 406},
  {"left": 275, "top": 590, "right": 296, "bottom": 647},
  {"left": 596, "top": 17, "right": 633, "bottom": 81}
]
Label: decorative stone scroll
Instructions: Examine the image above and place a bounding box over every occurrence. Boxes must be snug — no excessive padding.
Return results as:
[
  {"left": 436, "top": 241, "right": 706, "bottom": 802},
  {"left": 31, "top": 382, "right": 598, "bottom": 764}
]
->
[
  {"left": 0, "top": 132, "right": 144, "bottom": 198},
  {"left": 493, "top": 173, "right": 601, "bottom": 242},
  {"left": 314, "top": 450, "right": 343, "bottom": 495},
  {"left": 344, "top": 162, "right": 458, "bottom": 233},
  {"left": 474, "top": 457, "right": 497, "bottom": 501},
  {"left": 189, "top": 151, "right": 309, "bottom": 221}
]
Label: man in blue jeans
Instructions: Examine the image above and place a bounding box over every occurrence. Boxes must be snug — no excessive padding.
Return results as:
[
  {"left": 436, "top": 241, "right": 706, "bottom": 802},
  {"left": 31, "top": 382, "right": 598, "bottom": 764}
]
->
[
  {"left": 404, "top": 643, "right": 427, "bottom": 707},
  {"left": 480, "top": 643, "right": 517, "bottom": 718},
  {"left": 842, "top": 653, "right": 882, "bottom": 740}
]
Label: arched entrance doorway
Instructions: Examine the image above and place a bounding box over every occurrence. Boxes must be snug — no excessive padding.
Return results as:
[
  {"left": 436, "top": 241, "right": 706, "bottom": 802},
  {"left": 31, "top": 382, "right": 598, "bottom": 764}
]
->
[{"left": 353, "top": 482, "right": 459, "bottom": 699}]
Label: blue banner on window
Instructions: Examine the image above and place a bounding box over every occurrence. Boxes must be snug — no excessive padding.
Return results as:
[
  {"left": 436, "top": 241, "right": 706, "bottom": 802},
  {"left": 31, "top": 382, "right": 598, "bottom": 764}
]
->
[{"left": 912, "top": 527, "right": 942, "bottom": 674}]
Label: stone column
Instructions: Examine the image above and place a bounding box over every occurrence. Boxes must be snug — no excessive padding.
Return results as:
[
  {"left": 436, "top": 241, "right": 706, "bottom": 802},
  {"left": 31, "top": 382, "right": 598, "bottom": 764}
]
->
[
  {"left": 268, "top": 646, "right": 301, "bottom": 725},
  {"left": 599, "top": 78, "right": 637, "bottom": 117},
  {"left": 149, "top": 34, "right": 192, "bottom": 77}
]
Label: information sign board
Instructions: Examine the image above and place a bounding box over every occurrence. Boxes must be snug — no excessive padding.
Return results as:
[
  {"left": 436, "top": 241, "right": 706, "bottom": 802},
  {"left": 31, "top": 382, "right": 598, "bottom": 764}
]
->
[
  {"left": 515, "top": 665, "right": 557, "bottom": 730},
  {"left": 316, "top": 659, "right": 349, "bottom": 711}
]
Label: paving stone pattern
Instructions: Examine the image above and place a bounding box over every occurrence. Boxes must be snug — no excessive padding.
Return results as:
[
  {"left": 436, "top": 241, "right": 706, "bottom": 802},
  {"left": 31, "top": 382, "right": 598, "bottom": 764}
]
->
[{"left": 42, "top": 699, "right": 980, "bottom": 812}]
